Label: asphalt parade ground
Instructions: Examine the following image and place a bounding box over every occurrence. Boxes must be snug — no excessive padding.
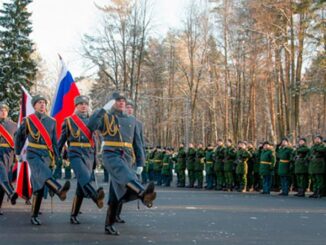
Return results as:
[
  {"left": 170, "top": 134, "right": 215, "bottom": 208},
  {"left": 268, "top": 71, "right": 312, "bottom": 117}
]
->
[{"left": 1, "top": 175, "right": 326, "bottom": 245}]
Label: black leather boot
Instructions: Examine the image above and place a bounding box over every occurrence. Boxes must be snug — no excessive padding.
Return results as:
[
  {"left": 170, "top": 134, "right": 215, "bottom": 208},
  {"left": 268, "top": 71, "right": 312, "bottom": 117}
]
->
[
  {"left": 70, "top": 195, "right": 83, "bottom": 224},
  {"left": 0, "top": 189, "right": 4, "bottom": 215},
  {"left": 105, "top": 203, "right": 119, "bottom": 235},
  {"left": 83, "top": 183, "right": 105, "bottom": 209},
  {"left": 139, "top": 182, "right": 157, "bottom": 208},
  {"left": 115, "top": 202, "right": 125, "bottom": 223},
  {"left": 31, "top": 193, "right": 43, "bottom": 225},
  {"left": 0, "top": 181, "right": 18, "bottom": 205},
  {"left": 45, "top": 178, "right": 70, "bottom": 201}
]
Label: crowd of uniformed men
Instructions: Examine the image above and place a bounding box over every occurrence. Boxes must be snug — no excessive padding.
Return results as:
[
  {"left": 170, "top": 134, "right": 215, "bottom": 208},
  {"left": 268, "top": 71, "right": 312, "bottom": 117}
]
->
[{"left": 140, "top": 137, "right": 326, "bottom": 198}]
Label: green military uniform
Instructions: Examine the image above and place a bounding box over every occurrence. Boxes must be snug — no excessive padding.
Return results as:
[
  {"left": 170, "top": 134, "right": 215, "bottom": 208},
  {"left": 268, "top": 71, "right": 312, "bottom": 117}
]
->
[
  {"left": 186, "top": 147, "right": 196, "bottom": 188},
  {"left": 141, "top": 149, "right": 151, "bottom": 184},
  {"left": 259, "top": 148, "right": 275, "bottom": 194},
  {"left": 223, "top": 146, "right": 236, "bottom": 191},
  {"left": 246, "top": 146, "right": 255, "bottom": 191},
  {"left": 147, "top": 150, "right": 155, "bottom": 181},
  {"left": 235, "top": 148, "right": 252, "bottom": 192},
  {"left": 292, "top": 144, "right": 310, "bottom": 197},
  {"left": 277, "top": 146, "right": 294, "bottom": 195},
  {"left": 214, "top": 145, "right": 225, "bottom": 190},
  {"left": 153, "top": 149, "right": 164, "bottom": 186},
  {"left": 253, "top": 147, "right": 263, "bottom": 191},
  {"left": 161, "top": 152, "right": 173, "bottom": 187},
  {"left": 205, "top": 148, "right": 214, "bottom": 190},
  {"left": 176, "top": 147, "right": 186, "bottom": 187},
  {"left": 308, "top": 142, "right": 326, "bottom": 198},
  {"left": 194, "top": 147, "right": 205, "bottom": 188}
]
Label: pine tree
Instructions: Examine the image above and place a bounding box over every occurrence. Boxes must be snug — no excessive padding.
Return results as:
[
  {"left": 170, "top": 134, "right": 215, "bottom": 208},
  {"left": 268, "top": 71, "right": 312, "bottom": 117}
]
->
[{"left": 0, "top": 0, "right": 37, "bottom": 119}]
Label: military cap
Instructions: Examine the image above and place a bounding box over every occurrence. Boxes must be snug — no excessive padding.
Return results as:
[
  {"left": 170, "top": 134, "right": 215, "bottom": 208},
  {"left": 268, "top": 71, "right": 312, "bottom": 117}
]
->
[
  {"left": 31, "top": 94, "right": 47, "bottom": 107},
  {"left": 281, "top": 137, "right": 289, "bottom": 142},
  {"left": 0, "top": 103, "right": 9, "bottom": 111},
  {"left": 74, "top": 95, "right": 89, "bottom": 106},
  {"left": 109, "top": 91, "right": 126, "bottom": 101},
  {"left": 299, "top": 137, "right": 307, "bottom": 143},
  {"left": 126, "top": 100, "right": 135, "bottom": 107},
  {"left": 262, "top": 141, "right": 271, "bottom": 146}
]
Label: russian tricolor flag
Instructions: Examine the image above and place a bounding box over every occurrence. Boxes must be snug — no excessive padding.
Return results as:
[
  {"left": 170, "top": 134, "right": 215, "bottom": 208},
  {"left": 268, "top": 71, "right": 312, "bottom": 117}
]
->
[{"left": 51, "top": 57, "right": 80, "bottom": 138}]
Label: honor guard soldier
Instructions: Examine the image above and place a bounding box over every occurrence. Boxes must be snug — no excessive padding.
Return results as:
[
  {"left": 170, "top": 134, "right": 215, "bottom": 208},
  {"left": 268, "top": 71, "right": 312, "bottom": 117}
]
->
[
  {"left": 186, "top": 143, "right": 196, "bottom": 188},
  {"left": 293, "top": 138, "right": 310, "bottom": 197},
  {"left": 308, "top": 135, "right": 326, "bottom": 198},
  {"left": 276, "top": 138, "right": 293, "bottom": 196},
  {"left": 205, "top": 144, "right": 215, "bottom": 190},
  {"left": 235, "top": 141, "right": 252, "bottom": 192},
  {"left": 0, "top": 103, "right": 18, "bottom": 214},
  {"left": 176, "top": 143, "right": 186, "bottom": 187},
  {"left": 223, "top": 139, "right": 236, "bottom": 191},
  {"left": 58, "top": 95, "right": 105, "bottom": 224},
  {"left": 88, "top": 91, "right": 156, "bottom": 235},
  {"left": 259, "top": 141, "right": 275, "bottom": 194},
  {"left": 214, "top": 139, "right": 225, "bottom": 190},
  {"left": 194, "top": 143, "right": 205, "bottom": 188},
  {"left": 15, "top": 94, "right": 70, "bottom": 225}
]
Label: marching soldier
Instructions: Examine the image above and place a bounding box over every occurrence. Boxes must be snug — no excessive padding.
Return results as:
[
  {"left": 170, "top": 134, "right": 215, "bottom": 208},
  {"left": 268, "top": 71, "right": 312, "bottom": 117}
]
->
[
  {"left": 259, "top": 141, "right": 275, "bottom": 194},
  {"left": 176, "top": 143, "right": 186, "bottom": 187},
  {"left": 88, "top": 92, "right": 156, "bottom": 235},
  {"left": 186, "top": 143, "right": 196, "bottom": 188},
  {"left": 214, "top": 139, "right": 225, "bottom": 190},
  {"left": 224, "top": 139, "right": 236, "bottom": 191},
  {"left": 235, "top": 141, "right": 252, "bottom": 192},
  {"left": 205, "top": 144, "right": 214, "bottom": 190},
  {"left": 308, "top": 135, "right": 326, "bottom": 198},
  {"left": 0, "top": 103, "right": 18, "bottom": 215},
  {"left": 276, "top": 138, "right": 294, "bottom": 196},
  {"left": 15, "top": 95, "right": 70, "bottom": 225},
  {"left": 58, "top": 95, "right": 105, "bottom": 224},
  {"left": 293, "top": 138, "right": 310, "bottom": 197},
  {"left": 194, "top": 143, "right": 205, "bottom": 188}
]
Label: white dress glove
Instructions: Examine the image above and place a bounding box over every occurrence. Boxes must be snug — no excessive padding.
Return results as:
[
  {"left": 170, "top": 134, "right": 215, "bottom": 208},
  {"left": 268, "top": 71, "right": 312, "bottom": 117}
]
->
[
  {"left": 103, "top": 99, "right": 115, "bottom": 111},
  {"left": 136, "top": 166, "right": 143, "bottom": 175}
]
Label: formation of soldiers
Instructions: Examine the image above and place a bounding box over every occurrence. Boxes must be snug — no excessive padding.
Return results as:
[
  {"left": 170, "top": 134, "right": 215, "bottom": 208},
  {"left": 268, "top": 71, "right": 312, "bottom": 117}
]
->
[
  {"left": 0, "top": 92, "right": 156, "bottom": 236},
  {"left": 142, "top": 137, "right": 326, "bottom": 198}
]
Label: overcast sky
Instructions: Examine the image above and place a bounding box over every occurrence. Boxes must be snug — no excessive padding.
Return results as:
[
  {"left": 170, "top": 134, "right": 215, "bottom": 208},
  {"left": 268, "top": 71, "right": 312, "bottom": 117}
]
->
[{"left": 25, "top": 0, "right": 188, "bottom": 80}]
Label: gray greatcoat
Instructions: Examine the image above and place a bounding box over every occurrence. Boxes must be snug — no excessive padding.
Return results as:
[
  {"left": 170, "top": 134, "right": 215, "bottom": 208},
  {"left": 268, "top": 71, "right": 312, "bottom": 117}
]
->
[
  {"left": 88, "top": 108, "right": 144, "bottom": 201},
  {"left": 15, "top": 112, "right": 60, "bottom": 192}
]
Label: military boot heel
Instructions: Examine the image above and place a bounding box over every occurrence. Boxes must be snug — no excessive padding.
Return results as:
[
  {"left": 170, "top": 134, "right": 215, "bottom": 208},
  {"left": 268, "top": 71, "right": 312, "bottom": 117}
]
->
[
  {"left": 105, "top": 204, "right": 120, "bottom": 236},
  {"left": 140, "top": 182, "right": 157, "bottom": 208},
  {"left": 31, "top": 194, "right": 42, "bottom": 225},
  {"left": 45, "top": 178, "right": 70, "bottom": 201},
  {"left": 1, "top": 182, "right": 18, "bottom": 205},
  {"left": 83, "top": 184, "right": 105, "bottom": 209},
  {"left": 70, "top": 195, "right": 83, "bottom": 224}
]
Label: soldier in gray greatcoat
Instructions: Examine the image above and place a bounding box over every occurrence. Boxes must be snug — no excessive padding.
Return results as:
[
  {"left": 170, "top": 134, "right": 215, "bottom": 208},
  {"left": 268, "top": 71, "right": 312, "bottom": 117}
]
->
[
  {"left": 0, "top": 103, "right": 18, "bottom": 215},
  {"left": 58, "top": 95, "right": 105, "bottom": 224},
  {"left": 15, "top": 95, "right": 70, "bottom": 225},
  {"left": 88, "top": 92, "right": 156, "bottom": 236}
]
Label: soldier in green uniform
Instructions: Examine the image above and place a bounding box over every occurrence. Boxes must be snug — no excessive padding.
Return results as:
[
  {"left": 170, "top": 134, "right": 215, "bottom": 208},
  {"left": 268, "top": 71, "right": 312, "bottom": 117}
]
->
[
  {"left": 214, "top": 139, "right": 225, "bottom": 190},
  {"left": 194, "top": 143, "right": 205, "bottom": 188},
  {"left": 147, "top": 147, "right": 155, "bottom": 182},
  {"left": 161, "top": 148, "right": 173, "bottom": 187},
  {"left": 186, "top": 143, "right": 196, "bottom": 188},
  {"left": 276, "top": 138, "right": 294, "bottom": 196},
  {"left": 308, "top": 136, "right": 326, "bottom": 198},
  {"left": 142, "top": 147, "right": 151, "bottom": 184},
  {"left": 153, "top": 146, "right": 164, "bottom": 186},
  {"left": 235, "top": 141, "right": 252, "bottom": 192},
  {"left": 259, "top": 141, "right": 275, "bottom": 194},
  {"left": 293, "top": 138, "right": 310, "bottom": 197},
  {"left": 205, "top": 144, "right": 214, "bottom": 190},
  {"left": 223, "top": 139, "right": 236, "bottom": 191},
  {"left": 253, "top": 143, "right": 263, "bottom": 191},
  {"left": 176, "top": 144, "right": 186, "bottom": 187},
  {"left": 246, "top": 142, "right": 255, "bottom": 192}
]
